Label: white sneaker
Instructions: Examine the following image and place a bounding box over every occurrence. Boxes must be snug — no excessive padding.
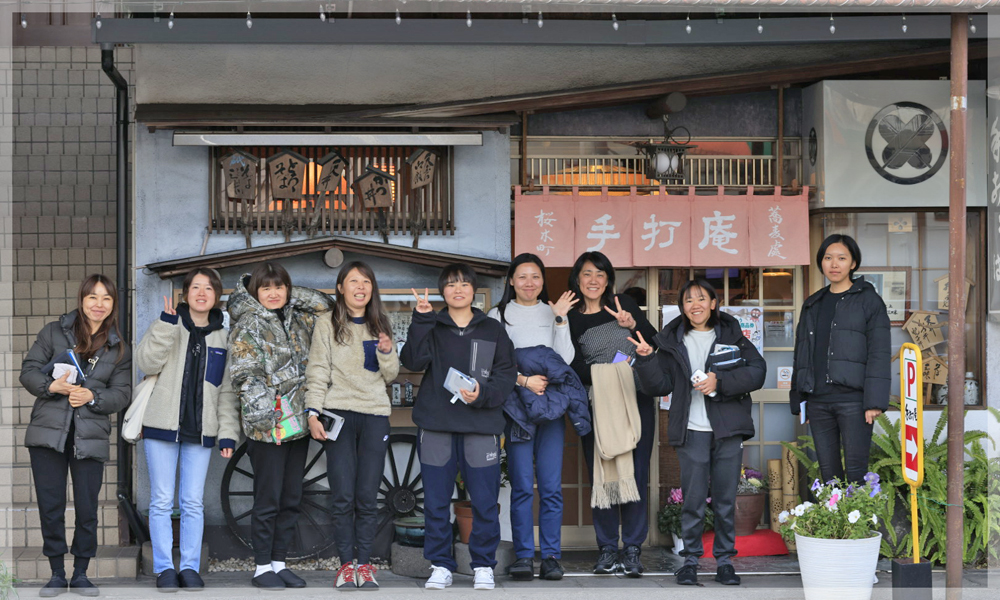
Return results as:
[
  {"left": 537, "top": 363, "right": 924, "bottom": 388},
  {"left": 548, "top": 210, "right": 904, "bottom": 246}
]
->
[
  {"left": 425, "top": 565, "right": 453, "bottom": 590},
  {"left": 473, "top": 567, "right": 495, "bottom": 590}
]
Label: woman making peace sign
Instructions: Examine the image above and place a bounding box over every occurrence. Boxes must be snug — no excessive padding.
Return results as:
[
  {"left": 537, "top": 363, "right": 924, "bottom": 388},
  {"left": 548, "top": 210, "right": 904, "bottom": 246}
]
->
[{"left": 566, "top": 251, "right": 658, "bottom": 578}]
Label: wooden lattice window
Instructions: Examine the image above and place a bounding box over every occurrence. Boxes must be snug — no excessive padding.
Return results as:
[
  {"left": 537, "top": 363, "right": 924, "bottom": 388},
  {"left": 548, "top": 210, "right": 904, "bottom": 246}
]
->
[{"left": 210, "top": 146, "right": 454, "bottom": 237}]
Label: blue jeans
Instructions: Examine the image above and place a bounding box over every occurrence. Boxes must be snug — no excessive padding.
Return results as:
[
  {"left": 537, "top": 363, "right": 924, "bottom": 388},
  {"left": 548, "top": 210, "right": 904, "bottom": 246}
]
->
[
  {"left": 506, "top": 418, "right": 564, "bottom": 559},
  {"left": 418, "top": 430, "right": 501, "bottom": 571},
  {"left": 145, "top": 439, "right": 213, "bottom": 574}
]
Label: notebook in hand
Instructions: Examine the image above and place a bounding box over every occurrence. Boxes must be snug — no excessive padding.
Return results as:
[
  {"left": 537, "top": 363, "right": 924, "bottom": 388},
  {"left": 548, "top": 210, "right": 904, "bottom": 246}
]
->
[{"left": 468, "top": 339, "right": 496, "bottom": 386}]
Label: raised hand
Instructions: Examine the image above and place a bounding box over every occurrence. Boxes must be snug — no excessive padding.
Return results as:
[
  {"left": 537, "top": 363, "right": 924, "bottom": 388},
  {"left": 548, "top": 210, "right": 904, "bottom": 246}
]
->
[
  {"left": 377, "top": 332, "right": 393, "bottom": 354},
  {"left": 548, "top": 290, "right": 579, "bottom": 319},
  {"left": 411, "top": 288, "right": 433, "bottom": 314},
  {"left": 604, "top": 296, "right": 636, "bottom": 330},
  {"left": 163, "top": 295, "right": 176, "bottom": 316},
  {"left": 459, "top": 381, "right": 480, "bottom": 405},
  {"left": 628, "top": 331, "right": 654, "bottom": 357}
]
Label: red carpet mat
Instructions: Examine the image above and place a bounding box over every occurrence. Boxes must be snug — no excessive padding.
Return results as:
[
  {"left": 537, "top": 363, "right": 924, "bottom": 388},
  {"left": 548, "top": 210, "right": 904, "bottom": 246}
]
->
[{"left": 701, "top": 529, "right": 789, "bottom": 557}]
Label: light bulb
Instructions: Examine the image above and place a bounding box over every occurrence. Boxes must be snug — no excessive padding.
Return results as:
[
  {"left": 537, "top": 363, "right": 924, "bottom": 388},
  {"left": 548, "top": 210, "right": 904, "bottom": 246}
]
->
[
  {"left": 612, "top": 14, "right": 618, "bottom": 31},
  {"left": 96, "top": 12, "right": 102, "bottom": 30},
  {"left": 467, "top": 10, "right": 472, "bottom": 28},
  {"left": 901, "top": 15, "right": 907, "bottom": 34},
  {"left": 757, "top": 16, "right": 763, "bottom": 35},
  {"left": 685, "top": 14, "right": 691, "bottom": 35},
  {"left": 395, "top": 9, "right": 401, "bottom": 25},
  {"left": 829, "top": 15, "right": 835, "bottom": 35},
  {"left": 246, "top": 11, "right": 252, "bottom": 29},
  {"left": 538, "top": 12, "right": 543, "bottom": 29},
  {"left": 20, "top": 14, "right": 26, "bottom": 29},
  {"left": 970, "top": 17, "right": 977, "bottom": 35},
  {"left": 320, "top": 6, "right": 326, "bottom": 22},
  {"left": 168, "top": 12, "right": 174, "bottom": 29}
]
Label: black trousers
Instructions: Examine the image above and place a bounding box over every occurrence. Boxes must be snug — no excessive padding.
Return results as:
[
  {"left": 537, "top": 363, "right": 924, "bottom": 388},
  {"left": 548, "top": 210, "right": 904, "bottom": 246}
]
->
[
  {"left": 581, "top": 395, "right": 656, "bottom": 549},
  {"left": 324, "top": 410, "right": 390, "bottom": 565},
  {"left": 29, "top": 446, "right": 104, "bottom": 560},
  {"left": 808, "top": 401, "right": 874, "bottom": 485},
  {"left": 674, "top": 430, "right": 743, "bottom": 567},
  {"left": 246, "top": 436, "right": 309, "bottom": 565}
]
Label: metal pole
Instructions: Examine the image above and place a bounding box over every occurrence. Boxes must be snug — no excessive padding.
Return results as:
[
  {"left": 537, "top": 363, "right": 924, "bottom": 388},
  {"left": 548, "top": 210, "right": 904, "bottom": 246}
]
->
[{"left": 945, "top": 13, "right": 967, "bottom": 597}]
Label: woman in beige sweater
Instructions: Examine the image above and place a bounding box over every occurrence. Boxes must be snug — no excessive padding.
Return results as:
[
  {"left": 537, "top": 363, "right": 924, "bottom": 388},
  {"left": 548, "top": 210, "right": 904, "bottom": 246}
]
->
[{"left": 305, "top": 261, "right": 399, "bottom": 590}]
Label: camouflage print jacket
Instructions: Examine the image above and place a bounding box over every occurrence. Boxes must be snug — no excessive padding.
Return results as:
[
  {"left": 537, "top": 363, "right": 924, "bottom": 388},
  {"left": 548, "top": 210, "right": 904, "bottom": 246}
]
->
[{"left": 227, "top": 274, "right": 333, "bottom": 444}]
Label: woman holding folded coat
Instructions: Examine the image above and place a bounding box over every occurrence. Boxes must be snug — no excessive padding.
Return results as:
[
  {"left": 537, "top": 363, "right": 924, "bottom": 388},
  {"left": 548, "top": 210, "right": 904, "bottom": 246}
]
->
[
  {"left": 487, "top": 253, "right": 589, "bottom": 582},
  {"left": 632, "top": 278, "right": 766, "bottom": 587}
]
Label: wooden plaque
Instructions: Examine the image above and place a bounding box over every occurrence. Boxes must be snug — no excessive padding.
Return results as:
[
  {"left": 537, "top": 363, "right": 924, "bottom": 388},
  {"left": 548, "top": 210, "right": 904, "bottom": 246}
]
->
[
  {"left": 219, "top": 149, "right": 259, "bottom": 201},
  {"left": 407, "top": 149, "right": 438, "bottom": 189},
  {"left": 351, "top": 166, "right": 396, "bottom": 210},
  {"left": 316, "top": 150, "right": 349, "bottom": 195},
  {"left": 267, "top": 149, "right": 308, "bottom": 200}
]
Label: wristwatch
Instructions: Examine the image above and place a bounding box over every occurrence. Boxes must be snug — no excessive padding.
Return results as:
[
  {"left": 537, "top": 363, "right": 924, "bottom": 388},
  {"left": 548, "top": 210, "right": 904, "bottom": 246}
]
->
[{"left": 554, "top": 315, "right": 565, "bottom": 325}]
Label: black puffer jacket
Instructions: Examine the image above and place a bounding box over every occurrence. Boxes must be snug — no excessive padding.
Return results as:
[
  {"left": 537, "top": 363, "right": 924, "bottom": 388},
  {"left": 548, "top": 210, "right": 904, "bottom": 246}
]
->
[
  {"left": 19, "top": 310, "right": 132, "bottom": 462},
  {"left": 635, "top": 312, "right": 766, "bottom": 447},
  {"left": 789, "top": 278, "right": 891, "bottom": 414}
]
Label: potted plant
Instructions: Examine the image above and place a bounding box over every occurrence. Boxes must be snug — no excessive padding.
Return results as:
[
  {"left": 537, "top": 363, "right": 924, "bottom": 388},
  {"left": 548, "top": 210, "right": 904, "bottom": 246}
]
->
[
  {"left": 657, "top": 488, "right": 714, "bottom": 555},
  {"left": 779, "top": 473, "right": 886, "bottom": 600},
  {"left": 734, "top": 466, "right": 767, "bottom": 536}
]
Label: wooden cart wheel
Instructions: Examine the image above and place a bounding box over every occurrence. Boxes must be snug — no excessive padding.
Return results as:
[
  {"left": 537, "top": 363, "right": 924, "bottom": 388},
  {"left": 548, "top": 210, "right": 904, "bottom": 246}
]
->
[
  {"left": 377, "top": 434, "right": 424, "bottom": 517},
  {"left": 220, "top": 439, "right": 337, "bottom": 559}
]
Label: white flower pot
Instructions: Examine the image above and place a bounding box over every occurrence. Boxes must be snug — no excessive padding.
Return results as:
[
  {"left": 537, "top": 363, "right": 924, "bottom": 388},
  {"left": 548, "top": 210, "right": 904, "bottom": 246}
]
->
[
  {"left": 672, "top": 532, "right": 684, "bottom": 556},
  {"left": 795, "top": 532, "right": 881, "bottom": 600}
]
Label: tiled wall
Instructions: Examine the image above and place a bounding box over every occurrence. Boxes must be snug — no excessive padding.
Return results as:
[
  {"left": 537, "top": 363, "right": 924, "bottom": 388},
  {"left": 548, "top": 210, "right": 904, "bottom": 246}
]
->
[{"left": 7, "top": 45, "right": 134, "bottom": 551}]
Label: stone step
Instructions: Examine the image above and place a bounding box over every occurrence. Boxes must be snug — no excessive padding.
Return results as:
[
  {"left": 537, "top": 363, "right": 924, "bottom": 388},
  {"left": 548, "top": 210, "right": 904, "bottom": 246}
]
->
[
  {"left": 6, "top": 501, "right": 122, "bottom": 548},
  {"left": 10, "top": 546, "right": 139, "bottom": 582}
]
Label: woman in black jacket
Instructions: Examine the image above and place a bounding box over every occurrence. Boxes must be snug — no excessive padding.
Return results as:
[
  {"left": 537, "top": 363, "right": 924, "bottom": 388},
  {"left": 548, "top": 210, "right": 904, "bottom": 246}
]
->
[
  {"left": 632, "top": 279, "right": 765, "bottom": 587},
  {"left": 567, "top": 251, "right": 658, "bottom": 578},
  {"left": 789, "top": 234, "right": 890, "bottom": 486},
  {"left": 19, "top": 274, "right": 133, "bottom": 597}
]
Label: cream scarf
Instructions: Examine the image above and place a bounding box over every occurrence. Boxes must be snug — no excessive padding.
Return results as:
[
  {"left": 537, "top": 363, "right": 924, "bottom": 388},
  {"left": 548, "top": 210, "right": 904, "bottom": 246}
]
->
[{"left": 589, "top": 362, "right": 642, "bottom": 509}]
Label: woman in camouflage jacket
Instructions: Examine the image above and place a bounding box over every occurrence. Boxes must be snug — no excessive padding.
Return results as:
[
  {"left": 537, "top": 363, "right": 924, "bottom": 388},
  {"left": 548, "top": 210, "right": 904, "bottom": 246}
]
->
[{"left": 226, "top": 262, "right": 333, "bottom": 589}]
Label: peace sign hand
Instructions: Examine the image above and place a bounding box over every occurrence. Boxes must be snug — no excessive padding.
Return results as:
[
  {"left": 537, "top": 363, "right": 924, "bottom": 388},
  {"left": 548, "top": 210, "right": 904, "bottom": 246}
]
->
[
  {"left": 548, "top": 290, "right": 579, "bottom": 319},
  {"left": 163, "top": 295, "right": 176, "bottom": 316},
  {"left": 628, "top": 331, "right": 654, "bottom": 357},
  {"left": 411, "top": 288, "right": 433, "bottom": 314},
  {"left": 604, "top": 297, "right": 636, "bottom": 330}
]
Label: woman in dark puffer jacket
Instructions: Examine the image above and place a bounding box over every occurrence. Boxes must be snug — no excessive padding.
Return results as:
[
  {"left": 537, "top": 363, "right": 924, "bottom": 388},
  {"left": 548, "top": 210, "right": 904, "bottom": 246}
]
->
[
  {"left": 19, "top": 274, "right": 132, "bottom": 597},
  {"left": 789, "top": 234, "right": 891, "bottom": 486}
]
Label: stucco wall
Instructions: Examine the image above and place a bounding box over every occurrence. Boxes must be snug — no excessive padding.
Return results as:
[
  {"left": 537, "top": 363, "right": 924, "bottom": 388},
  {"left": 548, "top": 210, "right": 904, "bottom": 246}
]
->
[{"left": 132, "top": 127, "right": 511, "bottom": 534}]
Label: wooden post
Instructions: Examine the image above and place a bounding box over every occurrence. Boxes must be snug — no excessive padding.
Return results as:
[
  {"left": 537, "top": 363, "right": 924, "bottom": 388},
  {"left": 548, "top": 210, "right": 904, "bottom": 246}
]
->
[
  {"left": 945, "top": 13, "right": 967, "bottom": 596},
  {"left": 776, "top": 85, "right": 785, "bottom": 187},
  {"left": 520, "top": 111, "right": 529, "bottom": 188}
]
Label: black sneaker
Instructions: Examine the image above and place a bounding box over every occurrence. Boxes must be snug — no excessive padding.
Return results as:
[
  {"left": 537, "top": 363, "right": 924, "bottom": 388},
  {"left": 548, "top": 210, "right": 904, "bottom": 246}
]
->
[
  {"left": 676, "top": 564, "right": 698, "bottom": 585},
  {"left": 540, "top": 557, "right": 564, "bottom": 581},
  {"left": 620, "top": 545, "right": 643, "bottom": 578},
  {"left": 69, "top": 572, "right": 99, "bottom": 597},
  {"left": 507, "top": 557, "right": 534, "bottom": 581},
  {"left": 156, "top": 569, "right": 179, "bottom": 593},
  {"left": 275, "top": 569, "right": 306, "bottom": 588},
  {"left": 177, "top": 569, "right": 204, "bottom": 591},
  {"left": 593, "top": 545, "right": 619, "bottom": 574},
  {"left": 39, "top": 573, "right": 68, "bottom": 598},
  {"left": 715, "top": 564, "right": 741, "bottom": 586},
  {"left": 251, "top": 571, "right": 285, "bottom": 589}
]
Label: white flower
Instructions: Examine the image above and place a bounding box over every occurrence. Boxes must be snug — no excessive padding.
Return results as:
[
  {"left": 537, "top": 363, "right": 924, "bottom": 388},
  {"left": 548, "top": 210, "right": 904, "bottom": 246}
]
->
[
  {"left": 826, "top": 503, "right": 838, "bottom": 512},
  {"left": 793, "top": 505, "right": 805, "bottom": 517},
  {"left": 802, "top": 501, "right": 814, "bottom": 509},
  {"left": 848, "top": 510, "right": 861, "bottom": 524},
  {"left": 871, "top": 514, "right": 878, "bottom": 526},
  {"left": 778, "top": 511, "right": 790, "bottom": 524}
]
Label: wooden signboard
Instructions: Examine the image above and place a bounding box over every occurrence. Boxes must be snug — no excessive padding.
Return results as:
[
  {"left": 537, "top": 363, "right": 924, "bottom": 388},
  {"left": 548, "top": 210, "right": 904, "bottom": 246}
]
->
[
  {"left": 407, "top": 149, "right": 438, "bottom": 189},
  {"left": 923, "top": 355, "right": 949, "bottom": 386},
  {"left": 933, "top": 274, "right": 974, "bottom": 311},
  {"left": 903, "top": 311, "right": 944, "bottom": 351},
  {"left": 352, "top": 166, "right": 396, "bottom": 209},
  {"left": 316, "top": 150, "right": 349, "bottom": 195},
  {"left": 267, "top": 149, "right": 308, "bottom": 200},
  {"left": 220, "top": 149, "right": 259, "bottom": 201}
]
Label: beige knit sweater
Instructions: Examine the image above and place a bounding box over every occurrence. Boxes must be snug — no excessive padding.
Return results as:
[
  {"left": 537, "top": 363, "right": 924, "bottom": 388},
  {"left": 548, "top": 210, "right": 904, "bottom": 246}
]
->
[{"left": 305, "top": 317, "right": 400, "bottom": 416}]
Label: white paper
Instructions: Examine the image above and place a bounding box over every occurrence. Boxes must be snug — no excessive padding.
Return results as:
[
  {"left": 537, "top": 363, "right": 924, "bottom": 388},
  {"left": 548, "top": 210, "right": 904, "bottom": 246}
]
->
[
  {"left": 52, "top": 363, "right": 79, "bottom": 385},
  {"left": 800, "top": 401, "right": 807, "bottom": 425}
]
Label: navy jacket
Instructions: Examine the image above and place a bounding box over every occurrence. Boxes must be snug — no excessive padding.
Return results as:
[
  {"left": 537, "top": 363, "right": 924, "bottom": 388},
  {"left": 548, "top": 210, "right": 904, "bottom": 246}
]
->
[
  {"left": 400, "top": 307, "right": 517, "bottom": 436},
  {"left": 504, "top": 345, "right": 591, "bottom": 443},
  {"left": 635, "top": 312, "right": 766, "bottom": 447},
  {"left": 789, "top": 278, "right": 891, "bottom": 414}
]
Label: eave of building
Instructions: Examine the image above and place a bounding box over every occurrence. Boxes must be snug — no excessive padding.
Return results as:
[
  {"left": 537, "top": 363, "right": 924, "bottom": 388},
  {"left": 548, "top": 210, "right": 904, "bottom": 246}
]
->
[{"left": 144, "top": 236, "right": 511, "bottom": 279}]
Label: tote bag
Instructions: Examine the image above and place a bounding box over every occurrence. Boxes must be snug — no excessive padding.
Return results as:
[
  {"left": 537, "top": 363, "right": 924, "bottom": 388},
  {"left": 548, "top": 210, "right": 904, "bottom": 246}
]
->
[{"left": 122, "top": 374, "right": 158, "bottom": 444}]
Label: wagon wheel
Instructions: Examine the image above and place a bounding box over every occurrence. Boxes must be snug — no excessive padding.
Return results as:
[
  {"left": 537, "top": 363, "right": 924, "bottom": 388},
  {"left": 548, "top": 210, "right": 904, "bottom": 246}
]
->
[
  {"left": 221, "top": 439, "right": 336, "bottom": 559},
  {"left": 376, "top": 433, "right": 463, "bottom": 519}
]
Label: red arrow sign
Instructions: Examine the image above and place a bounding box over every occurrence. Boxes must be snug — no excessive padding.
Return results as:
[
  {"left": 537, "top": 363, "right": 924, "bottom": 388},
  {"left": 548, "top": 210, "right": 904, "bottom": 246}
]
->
[{"left": 905, "top": 427, "right": 919, "bottom": 473}]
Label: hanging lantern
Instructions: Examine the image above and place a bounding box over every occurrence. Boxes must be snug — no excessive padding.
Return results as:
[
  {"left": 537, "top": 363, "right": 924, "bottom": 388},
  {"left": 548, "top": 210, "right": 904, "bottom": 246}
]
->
[
  {"left": 316, "top": 150, "right": 349, "bottom": 195},
  {"left": 219, "top": 149, "right": 259, "bottom": 201},
  {"left": 351, "top": 166, "right": 396, "bottom": 210},
  {"left": 267, "top": 149, "right": 308, "bottom": 200},
  {"left": 407, "top": 148, "right": 439, "bottom": 190}
]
